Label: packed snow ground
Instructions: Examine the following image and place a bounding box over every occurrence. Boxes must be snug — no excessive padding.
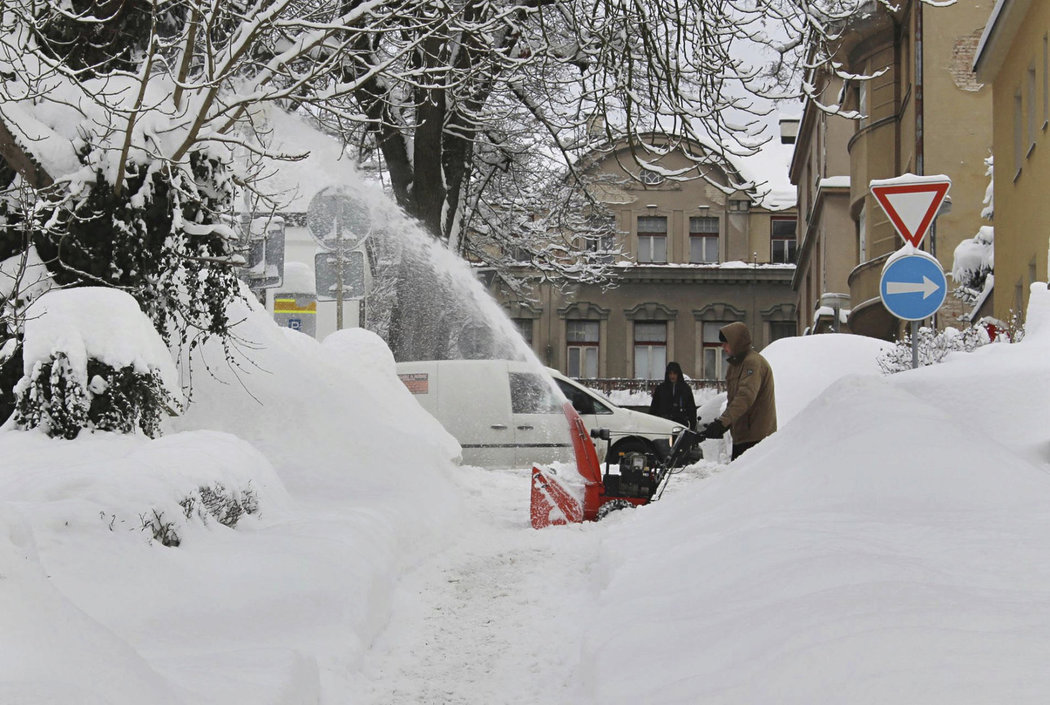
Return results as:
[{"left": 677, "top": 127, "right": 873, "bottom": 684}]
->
[{"left": 2, "top": 287, "right": 1050, "bottom": 704}]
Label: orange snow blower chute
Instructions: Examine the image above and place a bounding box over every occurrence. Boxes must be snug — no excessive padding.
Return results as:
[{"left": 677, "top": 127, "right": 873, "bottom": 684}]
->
[
  {"left": 530, "top": 402, "right": 603, "bottom": 528},
  {"left": 530, "top": 402, "right": 701, "bottom": 529}
]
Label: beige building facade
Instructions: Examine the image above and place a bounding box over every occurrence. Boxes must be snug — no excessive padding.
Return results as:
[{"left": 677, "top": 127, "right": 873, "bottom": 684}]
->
[
  {"left": 792, "top": 0, "right": 994, "bottom": 339},
  {"left": 501, "top": 138, "right": 797, "bottom": 382},
  {"left": 974, "top": 0, "right": 1050, "bottom": 323}
]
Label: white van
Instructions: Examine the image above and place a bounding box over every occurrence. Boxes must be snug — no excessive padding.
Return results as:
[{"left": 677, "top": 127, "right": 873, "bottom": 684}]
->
[
  {"left": 396, "top": 359, "right": 573, "bottom": 468},
  {"left": 395, "top": 359, "right": 685, "bottom": 468},
  {"left": 546, "top": 369, "right": 685, "bottom": 460}
]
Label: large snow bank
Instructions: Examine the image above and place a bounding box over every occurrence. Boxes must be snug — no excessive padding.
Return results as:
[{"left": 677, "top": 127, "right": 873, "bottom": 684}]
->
[
  {"left": 762, "top": 332, "right": 892, "bottom": 426},
  {"left": 692, "top": 332, "right": 890, "bottom": 454},
  {"left": 583, "top": 288, "right": 1050, "bottom": 704},
  {"left": 0, "top": 429, "right": 290, "bottom": 704},
  {"left": 171, "top": 288, "right": 461, "bottom": 498},
  {"left": 0, "top": 280, "right": 465, "bottom": 702}
]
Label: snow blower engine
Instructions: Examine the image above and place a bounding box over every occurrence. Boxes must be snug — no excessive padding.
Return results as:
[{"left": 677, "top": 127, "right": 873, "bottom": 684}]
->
[
  {"left": 605, "top": 448, "right": 659, "bottom": 503},
  {"left": 530, "top": 402, "right": 703, "bottom": 528}
]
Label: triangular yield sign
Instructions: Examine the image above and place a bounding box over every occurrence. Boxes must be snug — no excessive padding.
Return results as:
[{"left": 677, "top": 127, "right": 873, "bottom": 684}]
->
[{"left": 870, "top": 178, "right": 951, "bottom": 248}]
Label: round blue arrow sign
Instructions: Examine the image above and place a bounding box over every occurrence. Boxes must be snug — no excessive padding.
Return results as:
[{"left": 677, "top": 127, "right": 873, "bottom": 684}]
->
[{"left": 879, "top": 253, "right": 947, "bottom": 321}]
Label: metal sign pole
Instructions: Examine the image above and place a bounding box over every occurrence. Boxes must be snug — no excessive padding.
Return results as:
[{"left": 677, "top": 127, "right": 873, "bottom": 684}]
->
[
  {"left": 335, "top": 219, "right": 344, "bottom": 331},
  {"left": 911, "top": 319, "right": 919, "bottom": 369}
]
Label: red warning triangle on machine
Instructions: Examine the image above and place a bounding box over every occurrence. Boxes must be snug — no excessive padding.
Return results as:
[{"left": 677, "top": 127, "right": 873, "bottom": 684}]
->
[{"left": 870, "top": 176, "right": 951, "bottom": 248}]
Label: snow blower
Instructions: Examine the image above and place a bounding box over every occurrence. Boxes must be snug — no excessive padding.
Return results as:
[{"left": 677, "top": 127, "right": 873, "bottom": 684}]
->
[{"left": 530, "top": 402, "right": 701, "bottom": 529}]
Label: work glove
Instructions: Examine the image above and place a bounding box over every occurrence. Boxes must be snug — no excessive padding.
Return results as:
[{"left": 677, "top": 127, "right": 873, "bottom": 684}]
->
[{"left": 702, "top": 419, "right": 727, "bottom": 439}]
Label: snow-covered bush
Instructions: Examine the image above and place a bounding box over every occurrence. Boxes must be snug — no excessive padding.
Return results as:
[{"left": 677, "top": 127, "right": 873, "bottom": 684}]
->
[
  {"left": 139, "top": 482, "right": 260, "bottom": 547},
  {"left": 13, "top": 288, "right": 181, "bottom": 438},
  {"left": 877, "top": 325, "right": 997, "bottom": 374},
  {"left": 952, "top": 225, "right": 993, "bottom": 305},
  {"left": 951, "top": 155, "right": 994, "bottom": 309},
  {"left": 15, "top": 355, "right": 170, "bottom": 439}
]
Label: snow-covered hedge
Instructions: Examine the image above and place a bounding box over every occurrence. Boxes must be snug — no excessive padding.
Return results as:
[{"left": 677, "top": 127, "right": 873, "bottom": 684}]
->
[{"left": 13, "top": 288, "right": 180, "bottom": 438}]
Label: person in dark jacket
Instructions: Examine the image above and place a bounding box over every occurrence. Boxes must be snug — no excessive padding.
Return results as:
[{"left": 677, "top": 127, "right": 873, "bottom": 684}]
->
[
  {"left": 702, "top": 322, "right": 776, "bottom": 460},
  {"left": 649, "top": 361, "right": 697, "bottom": 430}
]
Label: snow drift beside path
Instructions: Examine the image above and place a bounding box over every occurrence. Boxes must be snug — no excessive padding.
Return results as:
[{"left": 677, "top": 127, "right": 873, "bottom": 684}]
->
[
  {"left": 762, "top": 332, "right": 891, "bottom": 426},
  {"left": 0, "top": 429, "right": 287, "bottom": 705},
  {"left": 584, "top": 290, "right": 1050, "bottom": 705},
  {"left": 0, "top": 285, "right": 466, "bottom": 703},
  {"left": 170, "top": 288, "right": 461, "bottom": 500}
]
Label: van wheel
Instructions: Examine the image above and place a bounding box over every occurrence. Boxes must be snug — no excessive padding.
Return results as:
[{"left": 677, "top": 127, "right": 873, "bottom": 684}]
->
[
  {"left": 597, "top": 499, "right": 634, "bottom": 520},
  {"left": 609, "top": 438, "right": 650, "bottom": 460}
]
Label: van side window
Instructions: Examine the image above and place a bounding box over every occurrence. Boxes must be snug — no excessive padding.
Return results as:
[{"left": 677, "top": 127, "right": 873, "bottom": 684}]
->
[
  {"left": 554, "top": 379, "right": 612, "bottom": 416},
  {"left": 510, "top": 373, "right": 562, "bottom": 414}
]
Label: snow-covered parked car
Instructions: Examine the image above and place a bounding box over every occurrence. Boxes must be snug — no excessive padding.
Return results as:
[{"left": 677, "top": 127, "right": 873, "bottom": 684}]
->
[{"left": 545, "top": 368, "right": 685, "bottom": 462}]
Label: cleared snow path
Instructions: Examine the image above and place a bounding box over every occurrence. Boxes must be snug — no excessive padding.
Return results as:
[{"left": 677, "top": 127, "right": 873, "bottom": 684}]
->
[
  {"left": 351, "top": 465, "right": 600, "bottom": 704},
  {"left": 349, "top": 458, "right": 723, "bottom": 705}
]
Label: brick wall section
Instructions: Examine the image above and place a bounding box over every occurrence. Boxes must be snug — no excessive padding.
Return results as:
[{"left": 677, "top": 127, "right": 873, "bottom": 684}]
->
[{"left": 950, "top": 30, "right": 985, "bottom": 93}]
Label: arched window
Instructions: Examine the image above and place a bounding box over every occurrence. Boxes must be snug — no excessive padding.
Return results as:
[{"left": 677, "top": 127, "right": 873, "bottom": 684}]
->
[{"left": 639, "top": 169, "right": 664, "bottom": 185}]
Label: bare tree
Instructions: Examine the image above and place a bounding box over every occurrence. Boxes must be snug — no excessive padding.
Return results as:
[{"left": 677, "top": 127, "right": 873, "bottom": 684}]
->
[
  {"left": 0, "top": 0, "right": 450, "bottom": 413},
  {"left": 0, "top": 0, "right": 948, "bottom": 363},
  {"left": 316, "top": 0, "right": 943, "bottom": 357},
  {"left": 327, "top": 0, "right": 930, "bottom": 238}
]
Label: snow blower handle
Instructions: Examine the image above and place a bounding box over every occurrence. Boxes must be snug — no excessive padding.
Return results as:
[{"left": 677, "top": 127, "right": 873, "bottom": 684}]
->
[{"left": 664, "top": 427, "right": 703, "bottom": 469}]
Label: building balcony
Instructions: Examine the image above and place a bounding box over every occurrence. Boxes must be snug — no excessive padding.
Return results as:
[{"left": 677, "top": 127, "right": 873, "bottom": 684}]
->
[{"left": 846, "top": 253, "right": 897, "bottom": 339}]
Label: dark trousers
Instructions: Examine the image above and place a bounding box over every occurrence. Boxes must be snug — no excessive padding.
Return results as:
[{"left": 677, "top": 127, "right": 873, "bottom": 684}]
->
[{"left": 731, "top": 442, "right": 759, "bottom": 461}]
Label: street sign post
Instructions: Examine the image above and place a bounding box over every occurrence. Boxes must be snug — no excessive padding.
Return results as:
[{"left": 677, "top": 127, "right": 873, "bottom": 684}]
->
[
  {"left": 870, "top": 174, "right": 951, "bottom": 248},
  {"left": 315, "top": 250, "right": 366, "bottom": 301},
  {"left": 880, "top": 250, "right": 948, "bottom": 369},
  {"left": 879, "top": 252, "right": 947, "bottom": 321},
  {"left": 871, "top": 174, "right": 952, "bottom": 369},
  {"left": 307, "top": 187, "right": 372, "bottom": 330}
]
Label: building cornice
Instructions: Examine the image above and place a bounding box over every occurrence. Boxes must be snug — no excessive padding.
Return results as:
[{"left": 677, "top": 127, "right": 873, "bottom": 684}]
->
[
  {"left": 613, "top": 265, "right": 795, "bottom": 286},
  {"left": 974, "top": 0, "right": 1032, "bottom": 82}
]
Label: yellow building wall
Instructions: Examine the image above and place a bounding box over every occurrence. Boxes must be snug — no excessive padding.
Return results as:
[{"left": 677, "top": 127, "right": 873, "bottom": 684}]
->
[
  {"left": 991, "top": 1, "right": 1050, "bottom": 322},
  {"left": 923, "top": 1, "right": 994, "bottom": 274}
]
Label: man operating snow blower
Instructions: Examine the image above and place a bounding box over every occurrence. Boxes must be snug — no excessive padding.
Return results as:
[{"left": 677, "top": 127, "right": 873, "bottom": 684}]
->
[{"left": 701, "top": 322, "right": 777, "bottom": 461}]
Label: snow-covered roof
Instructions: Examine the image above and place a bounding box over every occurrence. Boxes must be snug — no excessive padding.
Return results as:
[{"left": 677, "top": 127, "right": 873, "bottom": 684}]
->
[
  {"left": 725, "top": 128, "right": 797, "bottom": 211},
  {"left": 613, "top": 261, "right": 795, "bottom": 271},
  {"left": 973, "top": 0, "right": 1020, "bottom": 80},
  {"left": 818, "top": 176, "right": 850, "bottom": 189},
  {"left": 280, "top": 261, "right": 317, "bottom": 294}
]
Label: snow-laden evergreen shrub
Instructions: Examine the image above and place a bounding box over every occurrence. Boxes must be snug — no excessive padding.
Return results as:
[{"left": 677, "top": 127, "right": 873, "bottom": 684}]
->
[
  {"left": 15, "top": 353, "right": 171, "bottom": 439},
  {"left": 951, "top": 226, "right": 994, "bottom": 306},
  {"left": 32, "top": 146, "right": 243, "bottom": 348},
  {"left": 13, "top": 287, "right": 181, "bottom": 438},
  {"left": 14, "top": 352, "right": 89, "bottom": 440}
]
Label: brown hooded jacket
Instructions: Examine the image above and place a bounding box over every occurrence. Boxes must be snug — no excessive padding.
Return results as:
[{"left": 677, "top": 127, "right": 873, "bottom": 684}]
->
[{"left": 717, "top": 322, "right": 777, "bottom": 445}]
